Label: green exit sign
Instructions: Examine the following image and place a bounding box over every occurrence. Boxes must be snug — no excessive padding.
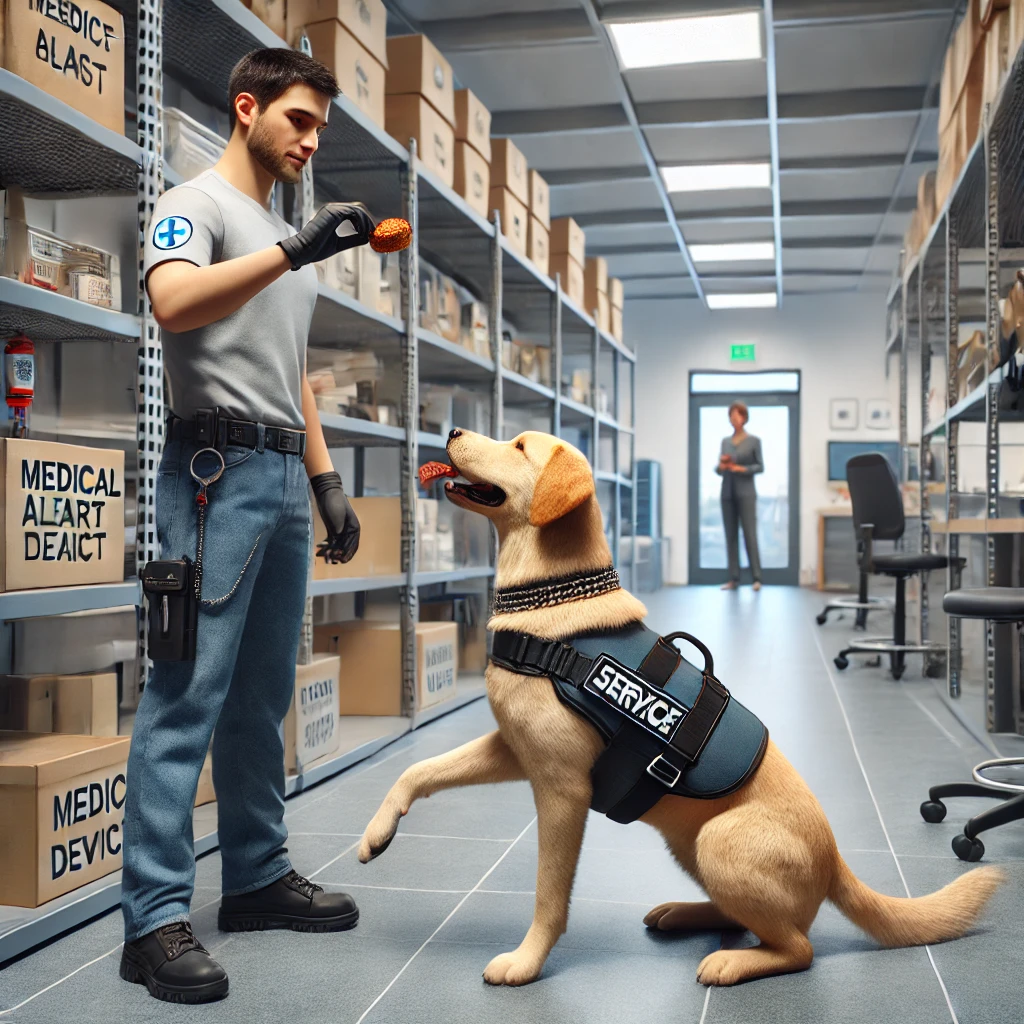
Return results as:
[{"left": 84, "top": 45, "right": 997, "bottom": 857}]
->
[{"left": 730, "top": 343, "right": 757, "bottom": 363}]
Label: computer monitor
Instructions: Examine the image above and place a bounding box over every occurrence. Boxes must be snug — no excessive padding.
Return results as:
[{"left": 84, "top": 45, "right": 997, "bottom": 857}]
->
[{"left": 828, "top": 441, "right": 903, "bottom": 483}]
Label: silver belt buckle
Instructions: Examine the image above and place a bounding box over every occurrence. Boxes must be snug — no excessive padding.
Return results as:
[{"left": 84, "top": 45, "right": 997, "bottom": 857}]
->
[{"left": 646, "top": 754, "right": 682, "bottom": 789}]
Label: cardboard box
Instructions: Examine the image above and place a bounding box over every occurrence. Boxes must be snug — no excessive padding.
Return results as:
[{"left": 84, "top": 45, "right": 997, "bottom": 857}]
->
[
  {"left": 1012, "top": 0, "right": 1024, "bottom": 57},
  {"left": 983, "top": 8, "right": 1012, "bottom": 107},
  {"left": 454, "top": 141, "right": 490, "bottom": 219},
  {"left": 51, "top": 674, "right": 117, "bottom": 737},
  {"left": 244, "top": 0, "right": 286, "bottom": 37},
  {"left": 0, "top": 732, "right": 129, "bottom": 907},
  {"left": 454, "top": 89, "right": 491, "bottom": 162},
  {"left": 983, "top": 0, "right": 1011, "bottom": 28},
  {"left": 194, "top": 754, "right": 215, "bottom": 807},
  {"left": 0, "top": 677, "right": 53, "bottom": 733},
  {"left": 386, "top": 94, "right": 454, "bottom": 187},
  {"left": 0, "top": 439, "right": 125, "bottom": 593},
  {"left": 312, "top": 495, "right": 401, "bottom": 580},
  {"left": 529, "top": 170, "right": 550, "bottom": 229},
  {"left": 611, "top": 304, "right": 623, "bottom": 343},
  {"left": 490, "top": 187, "right": 528, "bottom": 256},
  {"left": 286, "top": 0, "right": 388, "bottom": 67},
  {"left": 550, "top": 217, "right": 586, "bottom": 267},
  {"left": 528, "top": 216, "right": 549, "bottom": 277},
  {"left": 313, "top": 621, "right": 458, "bottom": 714},
  {"left": 284, "top": 655, "right": 342, "bottom": 772},
  {"left": 609, "top": 277, "right": 624, "bottom": 311},
  {"left": 304, "top": 19, "right": 386, "bottom": 128},
  {"left": 917, "top": 171, "right": 937, "bottom": 230},
  {"left": 584, "top": 256, "right": 608, "bottom": 310},
  {"left": 491, "top": 138, "right": 529, "bottom": 205},
  {"left": 551, "top": 252, "right": 585, "bottom": 307},
  {"left": 0, "top": 0, "right": 126, "bottom": 135},
  {"left": 386, "top": 34, "right": 455, "bottom": 125},
  {"left": 594, "top": 291, "right": 610, "bottom": 333}
]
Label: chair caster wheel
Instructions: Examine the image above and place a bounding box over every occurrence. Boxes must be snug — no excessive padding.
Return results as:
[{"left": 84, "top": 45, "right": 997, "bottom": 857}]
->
[
  {"left": 816, "top": 613, "right": 828, "bottom": 626},
  {"left": 834, "top": 657, "right": 849, "bottom": 670},
  {"left": 920, "top": 800, "right": 946, "bottom": 823},
  {"left": 952, "top": 834, "right": 985, "bottom": 862},
  {"left": 925, "top": 661, "right": 943, "bottom": 679}
]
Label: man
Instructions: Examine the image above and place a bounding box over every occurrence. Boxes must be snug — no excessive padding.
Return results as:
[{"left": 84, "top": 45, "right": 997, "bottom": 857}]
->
[{"left": 120, "top": 48, "right": 373, "bottom": 1004}]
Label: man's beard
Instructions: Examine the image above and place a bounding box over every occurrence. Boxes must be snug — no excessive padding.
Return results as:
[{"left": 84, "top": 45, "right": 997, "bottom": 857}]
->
[{"left": 247, "top": 115, "right": 302, "bottom": 184}]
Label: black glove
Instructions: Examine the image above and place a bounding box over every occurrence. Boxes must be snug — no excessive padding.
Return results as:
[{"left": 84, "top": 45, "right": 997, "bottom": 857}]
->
[
  {"left": 278, "top": 203, "right": 376, "bottom": 270},
  {"left": 311, "top": 471, "right": 361, "bottom": 564}
]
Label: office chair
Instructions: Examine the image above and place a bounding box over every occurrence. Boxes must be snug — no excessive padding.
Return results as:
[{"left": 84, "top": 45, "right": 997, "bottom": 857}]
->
[
  {"left": 920, "top": 588, "right": 1024, "bottom": 861},
  {"left": 833, "top": 453, "right": 950, "bottom": 680}
]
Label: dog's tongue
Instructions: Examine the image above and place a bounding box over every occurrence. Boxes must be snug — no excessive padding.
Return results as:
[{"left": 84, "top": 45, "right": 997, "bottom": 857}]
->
[{"left": 419, "top": 461, "right": 459, "bottom": 486}]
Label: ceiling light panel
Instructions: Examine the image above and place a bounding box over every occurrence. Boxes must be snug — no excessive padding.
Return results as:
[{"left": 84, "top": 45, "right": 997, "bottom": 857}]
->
[
  {"left": 661, "top": 163, "right": 771, "bottom": 193},
  {"left": 608, "top": 12, "right": 763, "bottom": 71},
  {"left": 706, "top": 293, "right": 779, "bottom": 310},
  {"left": 690, "top": 242, "right": 776, "bottom": 263}
]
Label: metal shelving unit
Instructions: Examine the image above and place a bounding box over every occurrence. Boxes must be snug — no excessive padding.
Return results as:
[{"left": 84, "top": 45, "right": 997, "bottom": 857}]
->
[
  {"left": 892, "top": 37, "right": 1024, "bottom": 732},
  {"left": 0, "top": 0, "right": 637, "bottom": 963}
]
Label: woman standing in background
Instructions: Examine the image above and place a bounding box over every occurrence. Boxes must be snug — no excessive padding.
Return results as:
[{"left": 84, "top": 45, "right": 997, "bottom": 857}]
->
[{"left": 717, "top": 401, "right": 764, "bottom": 591}]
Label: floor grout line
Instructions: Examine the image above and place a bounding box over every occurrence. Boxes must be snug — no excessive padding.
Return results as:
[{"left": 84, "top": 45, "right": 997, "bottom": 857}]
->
[
  {"left": 307, "top": 840, "right": 362, "bottom": 881},
  {"left": 903, "top": 689, "right": 969, "bottom": 752},
  {"left": 810, "top": 616, "right": 960, "bottom": 1024},
  {"left": 320, "top": 884, "right": 473, "bottom": 894},
  {"left": 290, "top": 831, "right": 515, "bottom": 843},
  {"left": 354, "top": 817, "right": 538, "bottom": 1024}
]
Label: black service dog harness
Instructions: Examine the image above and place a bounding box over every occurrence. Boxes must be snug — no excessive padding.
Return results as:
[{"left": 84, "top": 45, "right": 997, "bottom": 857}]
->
[{"left": 491, "top": 622, "right": 768, "bottom": 824}]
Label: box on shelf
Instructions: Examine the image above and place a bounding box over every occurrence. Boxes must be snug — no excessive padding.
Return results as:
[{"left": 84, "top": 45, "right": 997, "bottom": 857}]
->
[
  {"left": 551, "top": 252, "right": 585, "bottom": 307},
  {"left": 584, "top": 256, "right": 608, "bottom": 311},
  {"left": 982, "top": 0, "right": 1011, "bottom": 29},
  {"left": 594, "top": 291, "right": 610, "bottom": 333},
  {"left": 304, "top": 19, "right": 387, "bottom": 128},
  {"left": 286, "top": 0, "right": 388, "bottom": 67},
  {"left": 244, "top": 0, "right": 286, "bottom": 37},
  {"left": 51, "top": 674, "right": 117, "bottom": 737},
  {"left": 528, "top": 170, "right": 550, "bottom": 230},
  {"left": 611, "top": 304, "right": 623, "bottom": 343},
  {"left": 386, "top": 94, "right": 454, "bottom": 187},
  {"left": 0, "top": 439, "right": 125, "bottom": 593},
  {"left": 490, "top": 187, "right": 528, "bottom": 256},
  {"left": 164, "top": 108, "right": 228, "bottom": 181},
  {"left": 571, "top": 368, "right": 592, "bottom": 405},
  {"left": 454, "top": 89, "right": 491, "bottom": 161},
  {"left": 528, "top": 217, "right": 549, "bottom": 277},
  {"left": 385, "top": 34, "right": 455, "bottom": 125},
  {"left": 550, "top": 217, "right": 586, "bottom": 267},
  {"left": 0, "top": 677, "right": 52, "bottom": 733},
  {"left": 0, "top": 0, "right": 126, "bottom": 134},
  {"left": 460, "top": 300, "right": 489, "bottom": 356},
  {"left": 954, "top": 329, "right": 989, "bottom": 400},
  {"left": 194, "top": 753, "right": 215, "bottom": 807},
  {"left": 284, "top": 654, "right": 342, "bottom": 772},
  {"left": 420, "top": 597, "right": 486, "bottom": 674},
  {"left": 940, "top": 0, "right": 984, "bottom": 133},
  {"left": 454, "top": 142, "right": 490, "bottom": 219},
  {"left": 609, "top": 277, "right": 624, "bottom": 311},
  {"left": 311, "top": 495, "right": 400, "bottom": 580},
  {"left": 983, "top": 7, "right": 1012, "bottom": 108},
  {"left": 0, "top": 732, "right": 130, "bottom": 907},
  {"left": 313, "top": 621, "right": 457, "bottom": 714},
  {"left": 491, "top": 138, "right": 529, "bottom": 205}
]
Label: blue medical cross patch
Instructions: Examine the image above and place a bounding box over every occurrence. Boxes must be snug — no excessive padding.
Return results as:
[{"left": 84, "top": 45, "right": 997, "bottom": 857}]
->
[{"left": 153, "top": 216, "right": 193, "bottom": 250}]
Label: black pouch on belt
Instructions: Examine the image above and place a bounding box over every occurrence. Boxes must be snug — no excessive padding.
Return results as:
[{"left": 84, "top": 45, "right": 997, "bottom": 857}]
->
[{"left": 141, "top": 557, "right": 198, "bottom": 661}]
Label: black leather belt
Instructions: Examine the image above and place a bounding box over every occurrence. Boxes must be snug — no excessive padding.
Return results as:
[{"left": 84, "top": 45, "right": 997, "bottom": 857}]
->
[{"left": 168, "top": 411, "right": 306, "bottom": 458}]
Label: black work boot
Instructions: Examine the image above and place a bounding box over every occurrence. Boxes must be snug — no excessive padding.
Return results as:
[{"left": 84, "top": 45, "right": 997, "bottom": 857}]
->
[
  {"left": 218, "top": 870, "right": 359, "bottom": 933},
  {"left": 120, "top": 921, "right": 228, "bottom": 1003}
]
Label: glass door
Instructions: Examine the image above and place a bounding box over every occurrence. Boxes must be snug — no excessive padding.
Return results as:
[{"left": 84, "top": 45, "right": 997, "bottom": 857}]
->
[{"left": 688, "top": 372, "right": 800, "bottom": 586}]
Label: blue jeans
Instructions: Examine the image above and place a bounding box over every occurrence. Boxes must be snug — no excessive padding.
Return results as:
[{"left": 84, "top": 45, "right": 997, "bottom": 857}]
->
[{"left": 121, "top": 432, "right": 311, "bottom": 941}]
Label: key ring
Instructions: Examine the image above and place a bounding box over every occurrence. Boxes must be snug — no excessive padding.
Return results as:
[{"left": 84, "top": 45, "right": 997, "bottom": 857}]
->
[{"left": 189, "top": 448, "right": 225, "bottom": 488}]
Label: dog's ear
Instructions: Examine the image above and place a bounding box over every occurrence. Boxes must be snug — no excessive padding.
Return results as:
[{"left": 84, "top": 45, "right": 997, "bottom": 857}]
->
[{"left": 529, "top": 444, "right": 595, "bottom": 527}]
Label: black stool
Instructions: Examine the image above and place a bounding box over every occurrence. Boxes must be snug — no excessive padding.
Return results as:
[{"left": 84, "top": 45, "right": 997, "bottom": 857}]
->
[
  {"left": 817, "top": 568, "right": 892, "bottom": 630},
  {"left": 833, "top": 454, "right": 950, "bottom": 680},
  {"left": 920, "top": 587, "right": 1024, "bottom": 862}
]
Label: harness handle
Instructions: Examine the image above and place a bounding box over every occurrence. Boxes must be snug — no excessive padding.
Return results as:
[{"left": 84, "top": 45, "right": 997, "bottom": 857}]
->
[{"left": 662, "top": 632, "right": 715, "bottom": 678}]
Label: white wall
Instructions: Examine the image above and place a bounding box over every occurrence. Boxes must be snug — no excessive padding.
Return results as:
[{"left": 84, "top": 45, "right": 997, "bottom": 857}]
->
[{"left": 631, "top": 292, "right": 901, "bottom": 585}]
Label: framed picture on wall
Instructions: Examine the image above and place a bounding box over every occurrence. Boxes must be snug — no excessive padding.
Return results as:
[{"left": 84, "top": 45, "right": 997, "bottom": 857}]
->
[
  {"left": 830, "top": 398, "right": 858, "bottom": 430},
  {"left": 866, "top": 399, "right": 893, "bottom": 430}
]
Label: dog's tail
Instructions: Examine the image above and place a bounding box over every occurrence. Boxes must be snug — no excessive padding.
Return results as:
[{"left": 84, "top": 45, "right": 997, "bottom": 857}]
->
[{"left": 827, "top": 853, "right": 1004, "bottom": 947}]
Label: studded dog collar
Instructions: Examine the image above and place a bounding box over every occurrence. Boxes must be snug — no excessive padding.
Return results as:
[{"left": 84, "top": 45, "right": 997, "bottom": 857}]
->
[{"left": 492, "top": 566, "right": 622, "bottom": 615}]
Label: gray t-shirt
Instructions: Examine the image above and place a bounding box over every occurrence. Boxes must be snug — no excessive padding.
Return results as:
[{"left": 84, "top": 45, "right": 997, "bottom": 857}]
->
[{"left": 144, "top": 169, "right": 318, "bottom": 430}]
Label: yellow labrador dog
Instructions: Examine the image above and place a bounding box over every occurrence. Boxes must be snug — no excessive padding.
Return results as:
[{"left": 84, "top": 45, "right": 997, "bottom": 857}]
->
[{"left": 358, "top": 430, "right": 1003, "bottom": 987}]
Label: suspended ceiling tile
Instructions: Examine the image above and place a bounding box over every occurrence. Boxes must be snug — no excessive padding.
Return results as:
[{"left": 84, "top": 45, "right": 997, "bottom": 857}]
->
[
  {"left": 403, "top": 0, "right": 580, "bottom": 22},
  {"left": 783, "top": 247, "right": 874, "bottom": 272},
  {"left": 604, "top": 251, "right": 690, "bottom": 277},
  {"left": 625, "top": 60, "right": 768, "bottom": 104},
  {"left": 778, "top": 114, "right": 919, "bottom": 159},
  {"left": 514, "top": 130, "right": 645, "bottom": 171},
  {"left": 550, "top": 179, "right": 661, "bottom": 218},
  {"left": 780, "top": 214, "right": 885, "bottom": 238},
  {"left": 680, "top": 220, "right": 777, "bottom": 245},
  {"left": 780, "top": 166, "right": 902, "bottom": 203},
  {"left": 645, "top": 123, "right": 772, "bottom": 164},
  {"left": 671, "top": 187, "right": 774, "bottom": 215}
]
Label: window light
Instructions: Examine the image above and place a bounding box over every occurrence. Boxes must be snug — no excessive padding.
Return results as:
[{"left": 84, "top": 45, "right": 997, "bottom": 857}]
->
[
  {"left": 690, "top": 242, "right": 776, "bottom": 264},
  {"left": 661, "top": 163, "right": 771, "bottom": 193},
  {"left": 608, "top": 12, "right": 762, "bottom": 70},
  {"left": 707, "top": 293, "right": 778, "bottom": 311}
]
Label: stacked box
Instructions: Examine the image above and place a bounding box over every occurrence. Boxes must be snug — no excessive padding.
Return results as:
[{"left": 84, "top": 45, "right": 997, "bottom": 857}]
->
[{"left": 550, "top": 217, "right": 586, "bottom": 307}]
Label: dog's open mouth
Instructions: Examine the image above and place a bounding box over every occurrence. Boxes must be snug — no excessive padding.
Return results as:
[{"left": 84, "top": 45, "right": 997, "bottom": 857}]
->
[{"left": 419, "top": 460, "right": 506, "bottom": 508}]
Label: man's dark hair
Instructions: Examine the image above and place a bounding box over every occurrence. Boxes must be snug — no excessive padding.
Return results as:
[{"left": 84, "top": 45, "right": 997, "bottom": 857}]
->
[{"left": 228, "top": 48, "right": 340, "bottom": 127}]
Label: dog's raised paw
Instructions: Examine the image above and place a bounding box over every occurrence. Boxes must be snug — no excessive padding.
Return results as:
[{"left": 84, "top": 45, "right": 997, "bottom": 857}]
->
[{"left": 482, "top": 951, "right": 542, "bottom": 987}]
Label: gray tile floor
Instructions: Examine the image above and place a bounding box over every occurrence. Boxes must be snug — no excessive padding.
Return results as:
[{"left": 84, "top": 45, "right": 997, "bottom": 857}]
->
[{"left": 2, "top": 586, "right": 1022, "bottom": 1023}]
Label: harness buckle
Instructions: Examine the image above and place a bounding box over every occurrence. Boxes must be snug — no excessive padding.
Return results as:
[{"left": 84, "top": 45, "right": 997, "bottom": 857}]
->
[
  {"left": 513, "top": 634, "right": 531, "bottom": 665},
  {"left": 646, "top": 754, "right": 682, "bottom": 789}
]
